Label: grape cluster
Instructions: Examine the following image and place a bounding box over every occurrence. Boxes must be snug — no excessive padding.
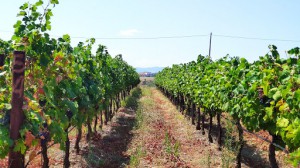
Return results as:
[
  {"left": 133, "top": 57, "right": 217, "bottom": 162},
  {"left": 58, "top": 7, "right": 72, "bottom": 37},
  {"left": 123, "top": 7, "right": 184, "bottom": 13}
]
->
[
  {"left": 257, "top": 88, "right": 271, "bottom": 107},
  {"left": 0, "top": 55, "right": 4, "bottom": 66},
  {"left": 39, "top": 123, "right": 50, "bottom": 145},
  {"left": 259, "top": 96, "right": 272, "bottom": 107},
  {"left": 66, "top": 110, "right": 73, "bottom": 120},
  {"left": 39, "top": 99, "right": 47, "bottom": 107}
]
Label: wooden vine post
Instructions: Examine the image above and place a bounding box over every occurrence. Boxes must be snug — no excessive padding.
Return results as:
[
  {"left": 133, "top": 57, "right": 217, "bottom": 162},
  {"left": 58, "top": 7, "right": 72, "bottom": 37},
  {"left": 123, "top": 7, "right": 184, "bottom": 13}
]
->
[
  {"left": 191, "top": 103, "right": 196, "bottom": 125},
  {"left": 0, "top": 54, "right": 5, "bottom": 66},
  {"left": 236, "top": 119, "right": 243, "bottom": 168},
  {"left": 208, "top": 111, "right": 213, "bottom": 143},
  {"left": 64, "top": 110, "right": 72, "bottom": 168},
  {"left": 196, "top": 107, "right": 201, "bottom": 130},
  {"left": 269, "top": 133, "right": 279, "bottom": 168},
  {"left": 201, "top": 113, "right": 205, "bottom": 135},
  {"left": 8, "top": 51, "right": 26, "bottom": 168},
  {"left": 217, "top": 113, "right": 222, "bottom": 151}
]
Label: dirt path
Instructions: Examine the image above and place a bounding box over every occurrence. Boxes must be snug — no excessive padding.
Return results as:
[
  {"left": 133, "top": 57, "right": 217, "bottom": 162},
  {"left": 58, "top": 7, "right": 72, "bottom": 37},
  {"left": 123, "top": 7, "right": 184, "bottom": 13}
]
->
[
  {"left": 126, "top": 87, "right": 223, "bottom": 168},
  {"left": 126, "top": 87, "right": 291, "bottom": 168},
  {"left": 68, "top": 108, "right": 137, "bottom": 168}
]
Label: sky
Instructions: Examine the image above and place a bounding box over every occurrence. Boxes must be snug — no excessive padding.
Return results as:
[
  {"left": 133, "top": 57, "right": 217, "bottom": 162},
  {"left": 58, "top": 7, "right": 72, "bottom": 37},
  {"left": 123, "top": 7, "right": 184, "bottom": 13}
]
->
[{"left": 0, "top": 0, "right": 299, "bottom": 68}]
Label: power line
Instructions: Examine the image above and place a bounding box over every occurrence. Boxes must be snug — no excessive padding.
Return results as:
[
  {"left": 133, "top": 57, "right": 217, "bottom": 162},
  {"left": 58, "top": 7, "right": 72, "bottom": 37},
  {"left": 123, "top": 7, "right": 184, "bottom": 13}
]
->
[
  {"left": 0, "top": 30, "right": 209, "bottom": 40},
  {"left": 214, "top": 34, "right": 300, "bottom": 43},
  {"left": 58, "top": 34, "right": 210, "bottom": 40},
  {"left": 0, "top": 29, "right": 299, "bottom": 42}
]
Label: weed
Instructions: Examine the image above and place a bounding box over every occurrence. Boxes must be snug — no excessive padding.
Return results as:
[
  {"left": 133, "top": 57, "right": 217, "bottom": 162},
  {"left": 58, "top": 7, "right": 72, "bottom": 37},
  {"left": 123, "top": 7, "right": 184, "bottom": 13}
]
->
[
  {"left": 131, "top": 87, "right": 142, "bottom": 99},
  {"left": 141, "top": 86, "right": 152, "bottom": 96},
  {"left": 85, "top": 144, "right": 104, "bottom": 167},
  {"left": 124, "top": 96, "right": 139, "bottom": 110},
  {"left": 221, "top": 119, "right": 238, "bottom": 168},
  {"left": 164, "top": 132, "right": 172, "bottom": 154},
  {"left": 121, "top": 100, "right": 126, "bottom": 107},
  {"left": 164, "top": 132, "right": 181, "bottom": 157},
  {"left": 134, "top": 106, "right": 143, "bottom": 130},
  {"left": 129, "top": 145, "right": 146, "bottom": 167},
  {"left": 173, "top": 141, "right": 180, "bottom": 157}
]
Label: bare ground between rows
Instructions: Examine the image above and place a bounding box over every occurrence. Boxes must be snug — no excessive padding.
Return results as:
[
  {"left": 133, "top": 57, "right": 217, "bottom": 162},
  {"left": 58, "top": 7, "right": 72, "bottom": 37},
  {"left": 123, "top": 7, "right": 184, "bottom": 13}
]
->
[
  {"left": 18, "top": 107, "right": 137, "bottom": 168},
  {"left": 130, "top": 87, "right": 292, "bottom": 168}
]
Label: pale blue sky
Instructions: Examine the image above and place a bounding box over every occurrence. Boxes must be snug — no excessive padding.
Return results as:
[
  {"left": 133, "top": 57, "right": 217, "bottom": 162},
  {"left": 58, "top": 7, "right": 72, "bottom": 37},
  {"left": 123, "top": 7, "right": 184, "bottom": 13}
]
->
[{"left": 0, "top": 0, "right": 299, "bottom": 67}]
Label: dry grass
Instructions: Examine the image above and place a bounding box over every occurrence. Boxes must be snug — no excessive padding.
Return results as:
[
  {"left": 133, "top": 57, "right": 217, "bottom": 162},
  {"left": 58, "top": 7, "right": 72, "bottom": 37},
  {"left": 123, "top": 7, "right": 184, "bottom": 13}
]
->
[
  {"left": 126, "top": 87, "right": 293, "bottom": 168},
  {"left": 126, "top": 87, "right": 222, "bottom": 168}
]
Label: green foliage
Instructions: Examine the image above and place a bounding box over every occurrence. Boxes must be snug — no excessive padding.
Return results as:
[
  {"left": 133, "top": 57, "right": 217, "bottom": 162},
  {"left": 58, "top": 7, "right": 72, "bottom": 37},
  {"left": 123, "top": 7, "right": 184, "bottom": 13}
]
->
[
  {"left": 0, "top": 126, "right": 12, "bottom": 158},
  {"left": 289, "top": 148, "right": 300, "bottom": 167},
  {"left": 124, "top": 96, "right": 139, "bottom": 110},
  {"left": 129, "top": 145, "right": 145, "bottom": 167},
  {"left": 0, "top": 39, "right": 13, "bottom": 55},
  {"left": 155, "top": 46, "right": 300, "bottom": 165},
  {"left": 0, "top": 0, "right": 140, "bottom": 160},
  {"left": 221, "top": 119, "right": 239, "bottom": 167},
  {"left": 134, "top": 106, "right": 143, "bottom": 130},
  {"left": 163, "top": 132, "right": 180, "bottom": 157},
  {"left": 131, "top": 87, "right": 142, "bottom": 99}
]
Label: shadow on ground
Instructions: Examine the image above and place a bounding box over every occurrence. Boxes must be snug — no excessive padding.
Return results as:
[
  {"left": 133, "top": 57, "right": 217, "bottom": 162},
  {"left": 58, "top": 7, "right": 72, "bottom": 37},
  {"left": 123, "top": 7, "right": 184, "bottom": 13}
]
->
[
  {"left": 81, "top": 109, "right": 136, "bottom": 168},
  {"left": 178, "top": 110, "right": 270, "bottom": 168},
  {"left": 206, "top": 120, "right": 269, "bottom": 167}
]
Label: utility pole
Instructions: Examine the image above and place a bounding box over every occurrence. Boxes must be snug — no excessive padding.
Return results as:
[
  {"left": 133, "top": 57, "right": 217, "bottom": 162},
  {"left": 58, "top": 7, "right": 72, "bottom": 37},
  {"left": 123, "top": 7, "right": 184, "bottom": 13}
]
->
[{"left": 209, "top": 32, "right": 212, "bottom": 59}]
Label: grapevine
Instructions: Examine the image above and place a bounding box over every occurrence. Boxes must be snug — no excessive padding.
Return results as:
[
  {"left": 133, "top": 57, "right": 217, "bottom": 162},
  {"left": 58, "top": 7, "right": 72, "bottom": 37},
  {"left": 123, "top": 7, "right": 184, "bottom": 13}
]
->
[
  {"left": 0, "top": 0, "right": 140, "bottom": 167},
  {"left": 155, "top": 46, "right": 300, "bottom": 167}
]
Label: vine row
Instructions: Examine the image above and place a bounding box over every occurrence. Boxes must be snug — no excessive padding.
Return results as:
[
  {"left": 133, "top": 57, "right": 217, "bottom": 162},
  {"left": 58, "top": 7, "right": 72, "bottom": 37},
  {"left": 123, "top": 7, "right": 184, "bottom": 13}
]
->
[
  {"left": 155, "top": 46, "right": 300, "bottom": 168},
  {"left": 0, "top": 0, "right": 140, "bottom": 167}
]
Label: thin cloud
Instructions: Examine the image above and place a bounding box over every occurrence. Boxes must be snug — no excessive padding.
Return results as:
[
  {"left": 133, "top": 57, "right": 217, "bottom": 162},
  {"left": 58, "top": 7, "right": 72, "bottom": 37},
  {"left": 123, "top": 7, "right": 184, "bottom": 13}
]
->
[{"left": 119, "top": 29, "right": 140, "bottom": 36}]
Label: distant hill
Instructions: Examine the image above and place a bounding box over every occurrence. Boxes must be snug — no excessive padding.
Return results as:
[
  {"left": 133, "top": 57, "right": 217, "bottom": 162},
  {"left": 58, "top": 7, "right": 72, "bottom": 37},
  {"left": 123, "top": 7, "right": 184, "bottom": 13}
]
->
[{"left": 135, "top": 67, "right": 164, "bottom": 73}]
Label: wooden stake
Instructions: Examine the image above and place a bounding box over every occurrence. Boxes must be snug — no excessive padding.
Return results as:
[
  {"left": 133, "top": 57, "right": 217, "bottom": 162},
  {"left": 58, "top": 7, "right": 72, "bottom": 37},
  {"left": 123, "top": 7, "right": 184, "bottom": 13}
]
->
[{"left": 9, "top": 51, "right": 26, "bottom": 168}]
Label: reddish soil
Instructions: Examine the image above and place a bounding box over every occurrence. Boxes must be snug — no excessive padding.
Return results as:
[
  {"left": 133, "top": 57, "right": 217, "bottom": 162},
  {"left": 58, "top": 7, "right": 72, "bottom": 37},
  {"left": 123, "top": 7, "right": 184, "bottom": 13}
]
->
[
  {"left": 127, "top": 88, "right": 292, "bottom": 168},
  {"left": 0, "top": 107, "right": 137, "bottom": 168}
]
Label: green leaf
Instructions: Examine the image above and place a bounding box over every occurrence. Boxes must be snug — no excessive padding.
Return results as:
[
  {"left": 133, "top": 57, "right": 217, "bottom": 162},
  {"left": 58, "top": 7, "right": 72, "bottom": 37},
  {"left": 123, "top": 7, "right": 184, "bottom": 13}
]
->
[
  {"left": 268, "top": 88, "right": 278, "bottom": 98},
  {"left": 17, "top": 11, "right": 27, "bottom": 16},
  {"left": 62, "top": 34, "right": 70, "bottom": 43},
  {"left": 279, "top": 102, "right": 289, "bottom": 112},
  {"left": 13, "top": 20, "right": 22, "bottom": 28},
  {"left": 35, "top": 0, "right": 43, "bottom": 6},
  {"left": 13, "top": 140, "right": 27, "bottom": 154},
  {"left": 46, "top": 10, "right": 53, "bottom": 20},
  {"left": 43, "top": 85, "right": 54, "bottom": 103},
  {"left": 46, "top": 23, "right": 51, "bottom": 31},
  {"left": 289, "top": 148, "right": 300, "bottom": 166},
  {"left": 273, "top": 90, "right": 282, "bottom": 101},
  {"left": 265, "top": 107, "right": 274, "bottom": 119},
  {"left": 50, "top": 0, "right": 59, "bottom": 4},
  {"left": 262, "top": 80, "right": 269, "bottom": 95},
  {"left": 294, "top": 89, "right": 300, "bottom": 101},
  {"left": 288, "top": 47, "right": 300, "bottom": 56},
  {"left": 19, "top": 3, "right": 29, "bottom": 10},
  {"left": 40, "top": 54, "right": 50, "bottom": 67},
  {"left": 277, "top": 117, "right": 289, "bottom": 128},
  {"left": 62, "top": 100, "right": 78, "bottom": 114}
]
